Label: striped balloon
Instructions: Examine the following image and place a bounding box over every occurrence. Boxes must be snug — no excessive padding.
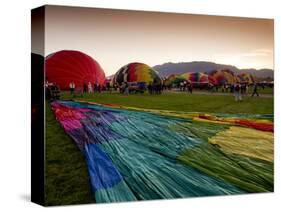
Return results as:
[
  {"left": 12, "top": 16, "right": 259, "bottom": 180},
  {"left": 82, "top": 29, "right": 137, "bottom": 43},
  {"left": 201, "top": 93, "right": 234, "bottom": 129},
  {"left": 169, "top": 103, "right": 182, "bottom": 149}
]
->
[
  {"left": 113, "top": 63, "right": 161, "bottom": 85},
  {"left": 180, "top": 72, "right": 210, "bottom": 84}
]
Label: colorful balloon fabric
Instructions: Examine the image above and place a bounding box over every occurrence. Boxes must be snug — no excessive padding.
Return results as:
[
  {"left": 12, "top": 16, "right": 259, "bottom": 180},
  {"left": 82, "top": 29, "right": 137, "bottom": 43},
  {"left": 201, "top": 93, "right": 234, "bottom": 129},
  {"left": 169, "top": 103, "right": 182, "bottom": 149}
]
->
[
  {"left": 113, "top": 63, "right": 161, "bottom": 85},
  {"left": 46, "top": 50, "right": 106, "bottom": 90},
  {"left": 165, "top": 70, "right": 254, "bottom": 86},
  {"left": 208, "top": 75, "right": 218, "bottom": 85},
  {"left": 238, "top": 73, "right": 255, "bottom": 84},
  {"left": 164, "top": 74, "right": 178, "bottom": 86},
  {"left": 180, "top": 72, "right": 209, "bottom": 84},
  {"left": 51, "top": 100, "right": 273, "bottom": 203},
  {"left": 208, "top": 69, "right": 236, "bottom": 85}
]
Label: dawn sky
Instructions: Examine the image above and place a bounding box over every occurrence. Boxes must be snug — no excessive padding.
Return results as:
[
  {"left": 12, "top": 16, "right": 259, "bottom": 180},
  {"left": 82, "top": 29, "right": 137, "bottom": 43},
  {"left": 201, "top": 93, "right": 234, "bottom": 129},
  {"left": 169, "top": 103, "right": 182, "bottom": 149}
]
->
[{"left": 40, "top": 5, "right": 274, "bottom": 76}]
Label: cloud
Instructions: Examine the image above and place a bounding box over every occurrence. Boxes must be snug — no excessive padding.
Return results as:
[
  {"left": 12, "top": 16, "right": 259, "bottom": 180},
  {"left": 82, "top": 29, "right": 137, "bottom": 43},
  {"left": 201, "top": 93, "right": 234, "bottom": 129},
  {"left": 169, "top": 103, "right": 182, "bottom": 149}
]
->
[
  {"left": 241, "top": 49, "right": 273, "bottom": 57},
  {"left": 212, "top": 48, "right": 273, "bottom": 69}
]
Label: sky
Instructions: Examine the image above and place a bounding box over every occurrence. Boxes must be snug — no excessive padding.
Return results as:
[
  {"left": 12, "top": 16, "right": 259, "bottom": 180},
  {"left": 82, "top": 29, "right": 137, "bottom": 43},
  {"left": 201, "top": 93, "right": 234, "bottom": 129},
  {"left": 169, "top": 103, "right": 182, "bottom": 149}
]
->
[{"left": 33, "top": 5, "right": 274, "bottom": 76}]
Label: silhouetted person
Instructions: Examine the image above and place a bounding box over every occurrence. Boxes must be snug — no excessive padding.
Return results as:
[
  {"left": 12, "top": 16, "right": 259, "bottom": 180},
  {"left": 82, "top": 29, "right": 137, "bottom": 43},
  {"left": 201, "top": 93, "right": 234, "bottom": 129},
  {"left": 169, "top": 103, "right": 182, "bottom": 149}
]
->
[
  {"left": 124, "top": 82, "right": 129, "bottom": 95},
  {"left": 69, "top": 81, "right": 75, "bottom": 95},
  {"left": 234, "top": 83, "right": 242, "bottom": 101},
  {"left": 252, "top": 83, "right": 259, "bottom": 97},
  {"left": 88, "top": 82, "right": 93, "bottom": 93},
  {"left": 94, "top": 83, "right": 98, "bottom": 93},
  {"left": 188, "top": 83, "right": 193, "bottom": 94},
  {"left": 148, "top": 83, "right": 152, "bottom": 95},
  {"left": 83, "top": 83, "right": 87, "bottom": 93}
]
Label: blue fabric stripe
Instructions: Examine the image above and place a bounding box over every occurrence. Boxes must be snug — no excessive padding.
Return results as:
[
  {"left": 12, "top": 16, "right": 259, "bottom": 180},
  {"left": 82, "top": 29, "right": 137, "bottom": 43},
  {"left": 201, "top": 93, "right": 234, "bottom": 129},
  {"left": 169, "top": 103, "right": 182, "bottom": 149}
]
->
[{"left": 83, "top": 144, "right": 122, "bottom": 191}]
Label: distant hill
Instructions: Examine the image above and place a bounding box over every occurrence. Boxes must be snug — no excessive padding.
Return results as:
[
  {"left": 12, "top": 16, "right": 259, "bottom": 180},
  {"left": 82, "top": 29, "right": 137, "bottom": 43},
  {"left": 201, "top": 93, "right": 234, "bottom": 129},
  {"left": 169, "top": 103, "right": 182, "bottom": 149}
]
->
[{"left": 153, "top": 61, "right": 274, "bottom": 79}]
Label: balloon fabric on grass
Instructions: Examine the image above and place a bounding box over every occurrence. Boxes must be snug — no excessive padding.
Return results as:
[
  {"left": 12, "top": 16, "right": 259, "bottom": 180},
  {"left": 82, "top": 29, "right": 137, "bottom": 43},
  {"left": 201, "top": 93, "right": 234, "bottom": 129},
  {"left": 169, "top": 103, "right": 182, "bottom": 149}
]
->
[{"left": 51, "top": 100, "right": 273, "bottom": 203}]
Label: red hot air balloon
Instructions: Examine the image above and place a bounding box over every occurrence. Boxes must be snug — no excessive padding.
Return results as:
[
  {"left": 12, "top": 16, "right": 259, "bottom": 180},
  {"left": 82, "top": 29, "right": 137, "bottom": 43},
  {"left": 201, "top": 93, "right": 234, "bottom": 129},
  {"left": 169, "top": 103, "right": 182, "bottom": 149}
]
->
[{"left": 46, "top": 50, "right": 106, "bottom": 90}]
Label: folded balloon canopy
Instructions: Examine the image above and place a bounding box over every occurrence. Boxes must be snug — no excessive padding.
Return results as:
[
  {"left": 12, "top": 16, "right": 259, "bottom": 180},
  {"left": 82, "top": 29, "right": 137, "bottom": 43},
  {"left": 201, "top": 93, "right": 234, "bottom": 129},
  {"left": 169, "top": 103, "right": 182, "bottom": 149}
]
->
[
  {"left": 45, "top": 50, "right": 106, "bottom": 90},
  {"left": 51, "top": 100, "right": 273, "bottom": 203}
]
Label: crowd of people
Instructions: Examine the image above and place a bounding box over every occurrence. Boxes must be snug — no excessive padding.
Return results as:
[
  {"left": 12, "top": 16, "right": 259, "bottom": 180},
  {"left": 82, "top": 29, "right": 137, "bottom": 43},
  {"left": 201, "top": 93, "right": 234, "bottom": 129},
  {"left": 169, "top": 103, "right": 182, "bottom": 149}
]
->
[
  {"left": 178, "top": 81, "right": 193, "bottom": 93},
  {"left": 82, "top": 82, "right": 102, "bottom": 93},
  {"left": 45, "top": 78, "right": 269, "bottom": 102},
  {"left": 45, "top": 81, "right": 60, "bottom": 100},
  {"left": 174, "top": 80, "right": 263, "bottom": 101},
  {"left": 232, "top": 82, "right": 260, "bottom": 101},
  {"left": 147, "top": 82, "right": 163, "bottom": 95}
]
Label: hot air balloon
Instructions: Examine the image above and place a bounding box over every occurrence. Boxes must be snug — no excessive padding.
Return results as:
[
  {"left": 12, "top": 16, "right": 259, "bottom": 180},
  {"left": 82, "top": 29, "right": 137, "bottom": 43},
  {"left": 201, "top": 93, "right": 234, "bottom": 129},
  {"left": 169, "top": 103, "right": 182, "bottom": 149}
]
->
[
  {"left": 46, "top": 50, "right": 106, "bottom": 90},
  {"left": 237, "top": 73, "right": 255, "bottom": 84},
  {"left": 164, "top": 74, "right": 178, "bottom": 86},
  {"left": 209, "top": 69, "right": 236, "bottom": 85},
  {"left": 208, "top": 75, "right": 218, "bottom": 85},
  {"left": 179, "top": 72, "right": 209, "bottom": 84},
  {"left": 113, "top": 63, "right": 161, "bottom": 86}
]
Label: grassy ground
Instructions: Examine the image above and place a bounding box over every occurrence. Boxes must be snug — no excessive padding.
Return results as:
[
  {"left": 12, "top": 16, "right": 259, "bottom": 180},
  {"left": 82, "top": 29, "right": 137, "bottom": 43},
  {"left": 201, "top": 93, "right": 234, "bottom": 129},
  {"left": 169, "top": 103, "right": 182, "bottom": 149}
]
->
[
  {"left": 45, "top": 103, "right": 95, "bottom": 206},
  {"left": 247, "top": 86, "right": 273, "bottom": 94},
  {"left": 193, "top": 86, "right": 273, "bottom": 95},
  {"left": 46, "top": 91, "right": 273, "bottom": 205},
  {"left": 61, "top": 91, "right": 273, "bottom": 114}
]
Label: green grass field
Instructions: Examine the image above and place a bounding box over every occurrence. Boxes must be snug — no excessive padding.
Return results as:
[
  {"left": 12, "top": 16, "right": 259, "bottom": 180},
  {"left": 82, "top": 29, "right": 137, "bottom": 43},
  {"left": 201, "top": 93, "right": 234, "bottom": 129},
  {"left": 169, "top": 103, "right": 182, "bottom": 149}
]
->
[
  {"left": 61, "top": 92, "right": 273, "bottom": 114},
  {"left": 245, "top": 86, "right": 273, "bottom": 94},
  {"left": 190, "top": 86, "right": 273, "bottom": 95},
  {"left": 45, "top": 91, "right": 273, "bottom": 205}
]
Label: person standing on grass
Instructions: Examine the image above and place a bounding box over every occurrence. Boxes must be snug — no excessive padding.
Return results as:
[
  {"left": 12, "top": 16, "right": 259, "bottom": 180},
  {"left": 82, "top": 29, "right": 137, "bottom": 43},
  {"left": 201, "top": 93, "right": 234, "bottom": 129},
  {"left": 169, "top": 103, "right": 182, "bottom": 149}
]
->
[
  {"left": 124, "top": 82, "right": 129, "bottom": 95},
  {"left": 148, "top": 82, "right": 152, "bottom": 95},
  {"left": 234, "top": 83, "right": 242, "bottom": 101},
  {"left": 83, "top": 83, "right": 87, "bottom": 93},
  {"left": 94, "top": 83, "right": 98, "bottom": 93},
  {"left": 88, "top": 82, "right": 93, "bottom": 93},
  {"left": 97, "top": 83, "right": 102, "bottom": 93},
  {"left": 183, "top": 81, "right": 187, "bottom": 91},
  {"left": 252, "top": 82, "right": 259, "bottom": 97},
  {"left": 244, "top": 83, "right": 248, "bottom": 94},
  {"left": 188, "top": 83, "right": 193, "bottom": 94},
  {"left": 69, "top": 81, "right": 75, "bottom": 95}
]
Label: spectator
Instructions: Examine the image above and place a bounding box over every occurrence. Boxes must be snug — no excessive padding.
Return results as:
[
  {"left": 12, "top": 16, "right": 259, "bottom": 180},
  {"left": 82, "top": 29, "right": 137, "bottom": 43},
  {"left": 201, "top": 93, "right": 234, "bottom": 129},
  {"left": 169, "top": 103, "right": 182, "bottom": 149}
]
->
[
  {"left": 148, "top": 83, "right": 152, "bottom": 95},
  {"left": 69, "top": 81, "right": 75, "bottom": 95},
  {"left": 234, "top": 83, "right": 242, "bottom": 101},
  {"left": 88, "top": 82, "right": 93, "bottom": 93},
  {"left": 83, "top": 83, "right": 87, "bottom": 93},
  {"left": 252, "top": 83, "right": 259, "bottom": 97},
  {"left": 188, "top": 83, "right": 193, "bottom": 94},
  {"left": 124, "top": 82, "right": 129, "bottom": 95}
]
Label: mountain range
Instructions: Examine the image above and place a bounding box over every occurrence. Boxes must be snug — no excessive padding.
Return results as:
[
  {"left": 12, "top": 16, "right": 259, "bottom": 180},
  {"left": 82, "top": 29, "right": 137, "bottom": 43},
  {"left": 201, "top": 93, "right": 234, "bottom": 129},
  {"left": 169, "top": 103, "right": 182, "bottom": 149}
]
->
[{"left": 153, "top": 61, "right": 274, "bottom": 79}]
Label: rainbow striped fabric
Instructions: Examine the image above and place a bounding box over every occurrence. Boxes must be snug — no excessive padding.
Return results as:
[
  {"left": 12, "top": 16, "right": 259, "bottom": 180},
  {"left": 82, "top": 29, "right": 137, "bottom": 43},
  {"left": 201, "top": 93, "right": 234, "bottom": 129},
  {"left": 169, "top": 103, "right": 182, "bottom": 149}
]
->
[{"left": 51, "top": 100, "right": 273, "bottom": 203}]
